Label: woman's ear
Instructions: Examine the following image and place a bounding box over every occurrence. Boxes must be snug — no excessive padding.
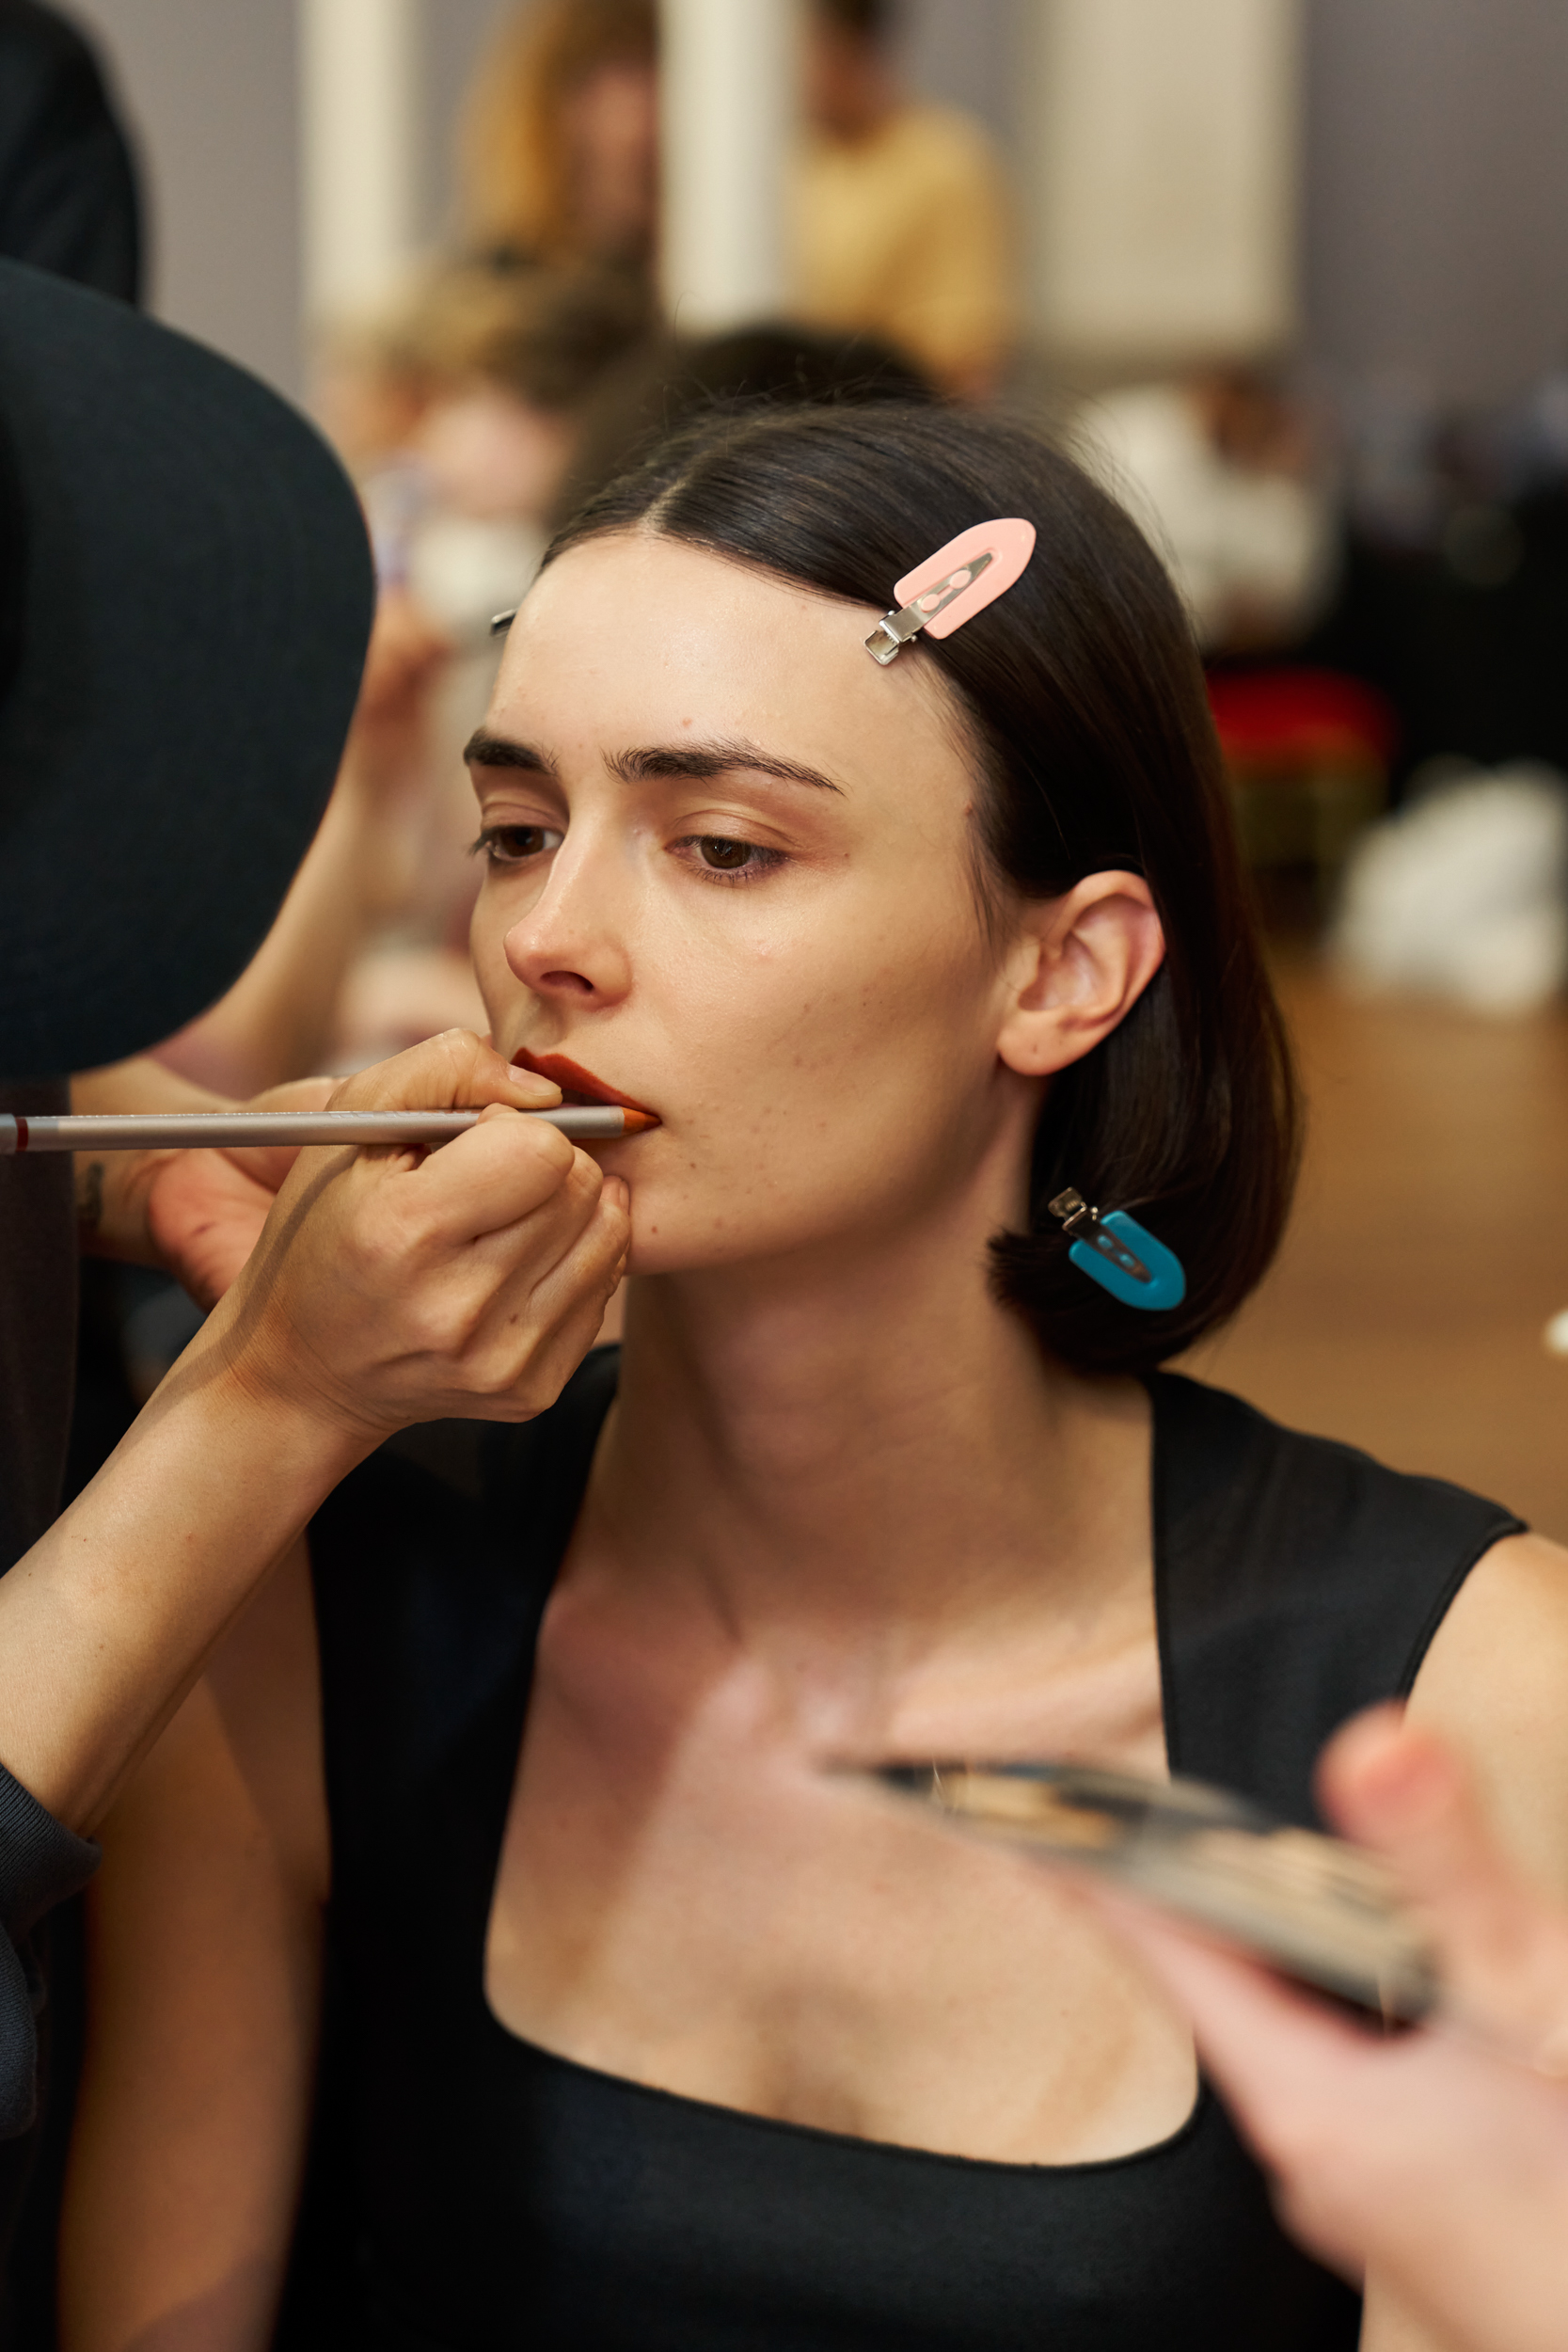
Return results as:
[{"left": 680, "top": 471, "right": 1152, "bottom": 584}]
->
[{"left": 996, "top": 871, "right": 1165, "bottom": 1078}]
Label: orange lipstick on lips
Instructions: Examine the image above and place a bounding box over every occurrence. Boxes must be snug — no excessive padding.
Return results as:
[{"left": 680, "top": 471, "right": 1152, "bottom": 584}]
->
[{"left": 512, "top": 1051, "right": 660, "bottom": 1131}]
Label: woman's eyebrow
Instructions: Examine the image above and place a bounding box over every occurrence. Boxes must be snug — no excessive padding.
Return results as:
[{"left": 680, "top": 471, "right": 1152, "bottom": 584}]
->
[
  {"left": 463, "top": 728, "right": 548, "bottom": 771},
  {"left": 610, "top": 740, "right": 846, "bottom": 796},
  {"left": 462, "top": 730, "right": 847, "bottom": 796}
]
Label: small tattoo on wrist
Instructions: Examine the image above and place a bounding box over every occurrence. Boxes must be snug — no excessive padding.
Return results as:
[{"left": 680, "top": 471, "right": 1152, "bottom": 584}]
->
[{"left": 76, "top": 1159, "right": 105, "bottom": 1232}]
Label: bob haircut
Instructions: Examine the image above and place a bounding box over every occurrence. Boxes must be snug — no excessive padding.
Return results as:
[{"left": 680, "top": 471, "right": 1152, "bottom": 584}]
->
[{"left": 542, "top": 404, "right": 1301, "bottom": 1376}]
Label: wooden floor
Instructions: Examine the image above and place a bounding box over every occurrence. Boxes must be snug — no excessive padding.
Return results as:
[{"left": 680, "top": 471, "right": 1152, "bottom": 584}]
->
[{"left": 1182, "top": 962, "right": 1568, "bottom": 1542}]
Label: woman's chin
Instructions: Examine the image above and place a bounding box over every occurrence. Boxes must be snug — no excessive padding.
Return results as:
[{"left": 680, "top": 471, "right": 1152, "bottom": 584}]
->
[{"left": 619, "top": 1221, "right": 758, "bottom": 1283}]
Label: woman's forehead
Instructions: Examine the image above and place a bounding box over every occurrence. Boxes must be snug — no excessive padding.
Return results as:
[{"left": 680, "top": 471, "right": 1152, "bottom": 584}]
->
[
  {"left": 493, "top": 532, "right": 968, "bottom": 781},
  {"left": 507, "top": 532, "right": 869, "bottom": 672}
]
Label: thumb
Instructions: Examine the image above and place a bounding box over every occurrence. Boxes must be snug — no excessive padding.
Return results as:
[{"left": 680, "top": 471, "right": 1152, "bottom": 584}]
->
[
  {"left": 1320, "top": 1708, "right": 1568, "bottom": 2065},
  {"left": 327, "top": 1028, "right": 562, "bottom": 1118}
]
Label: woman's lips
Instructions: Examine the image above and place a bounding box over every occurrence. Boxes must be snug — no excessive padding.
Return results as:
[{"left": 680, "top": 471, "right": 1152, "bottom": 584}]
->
[{"left": 514, "top": 1049, "right": 658, "bottom": 1120}]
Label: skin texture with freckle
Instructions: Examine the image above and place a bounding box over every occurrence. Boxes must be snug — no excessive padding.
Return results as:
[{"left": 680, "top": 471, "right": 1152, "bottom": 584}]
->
[{"left": 469, "top": 532, "right": 1051, "bottom": 1279}]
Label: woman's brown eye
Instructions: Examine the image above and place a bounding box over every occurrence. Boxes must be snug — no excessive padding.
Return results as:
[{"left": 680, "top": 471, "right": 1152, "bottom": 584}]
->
[
  {"left": 699, "top": 836, "right": 752, "bottom": 870},
  {"left": 484, "top": 826, "right": 557, "bottom": 862}
]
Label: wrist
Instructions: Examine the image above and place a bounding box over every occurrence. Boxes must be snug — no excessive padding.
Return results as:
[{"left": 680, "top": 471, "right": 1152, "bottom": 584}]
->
[
  {"left": 75, "top": 1146, "right": 167, "bottom": 1265},
  {"left": 169, "top": 1295, "right": 384, "bottom": 1483}
]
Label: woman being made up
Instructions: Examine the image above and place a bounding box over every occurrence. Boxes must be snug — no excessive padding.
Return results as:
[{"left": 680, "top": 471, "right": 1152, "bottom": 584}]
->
[{"left": 61, "top": 410, "right": 1568, "bottom": 2350}]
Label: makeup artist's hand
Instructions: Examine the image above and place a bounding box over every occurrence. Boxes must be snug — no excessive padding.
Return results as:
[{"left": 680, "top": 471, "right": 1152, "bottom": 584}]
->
[
  {"left": 204, "top": 1028, "right": 629, "bottom": 1441},
  {"left": 140, "top": 1075, "right": 337, "bottom": 1309},
  {"left": 72, "top": 1060, "right": 336, "bottom": 1304},
  {"left": 1097, "top": 1708, "right": 1568, "bottom": 2352}
]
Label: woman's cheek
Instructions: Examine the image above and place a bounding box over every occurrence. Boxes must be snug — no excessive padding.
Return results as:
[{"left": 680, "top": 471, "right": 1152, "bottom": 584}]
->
[{"left": 469, "top": 926, "right": 522, "bottom": 1039}]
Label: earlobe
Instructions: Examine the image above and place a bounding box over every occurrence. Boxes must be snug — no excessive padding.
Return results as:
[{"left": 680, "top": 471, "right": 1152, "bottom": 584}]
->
[{"left": 997, "top": 872, "right": 1164, "bottom": 1078}]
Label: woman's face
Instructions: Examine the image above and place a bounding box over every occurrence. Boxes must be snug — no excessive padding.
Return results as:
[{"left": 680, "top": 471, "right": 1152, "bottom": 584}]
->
[
  {"left": 467, "top": 532, "right": 1049, "bottom": 1279},
  {"left": 562, "top": 60, "right": 659, "bottom": 255}
]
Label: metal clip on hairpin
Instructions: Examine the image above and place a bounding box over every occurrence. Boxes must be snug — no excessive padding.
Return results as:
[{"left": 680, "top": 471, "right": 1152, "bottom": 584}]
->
[
  {"left": 865, "top": 551, "right": 996, "bottom": 663},
  {"left": 864, "top": 518, "right": 1037, "bottom": 664},
  {"left": 1048, "top": 1189, "right": 1186, "bottom": 1312}
]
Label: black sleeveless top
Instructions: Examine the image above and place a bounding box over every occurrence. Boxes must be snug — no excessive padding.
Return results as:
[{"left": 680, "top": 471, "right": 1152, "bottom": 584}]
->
[{"left": 288, "top": 1357, "right": 1522, "bottom": 2351}]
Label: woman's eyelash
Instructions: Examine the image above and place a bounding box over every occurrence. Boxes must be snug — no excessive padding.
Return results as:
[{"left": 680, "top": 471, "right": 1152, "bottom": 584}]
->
[
  {"left": 469, "top": 824, "right": 562, "bottom": 865},
  {"left": 675, "top": 835, "right": 787, "bottom": 886},
  {"left": 469, "top": 825, "right": 785, "bottom": 884}
]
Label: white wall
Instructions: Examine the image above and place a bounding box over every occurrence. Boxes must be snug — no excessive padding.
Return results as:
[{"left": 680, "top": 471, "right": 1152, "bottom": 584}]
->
[
  {"left": 64, "top": 0, "right": 303, "bottom": 396},
  {"left": 1023, "top": 0, "right": 1303, "bottom": 370},
  {"left": 299, "top": 0, "right": 422, "bottom": 320},
  {"left": 1302, "top": 0, "right": 1568, "bottom": 404}
]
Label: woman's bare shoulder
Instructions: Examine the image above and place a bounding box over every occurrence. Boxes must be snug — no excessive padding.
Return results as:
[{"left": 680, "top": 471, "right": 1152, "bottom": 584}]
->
[{"left": 1407, "top": 1530, "right": 1568, "bottom": 1888}]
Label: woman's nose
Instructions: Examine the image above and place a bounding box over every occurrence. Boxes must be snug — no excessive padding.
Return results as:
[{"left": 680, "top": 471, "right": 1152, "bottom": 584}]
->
[{"left": 502, "top": 848, "right": 632, "bottom": 1006}]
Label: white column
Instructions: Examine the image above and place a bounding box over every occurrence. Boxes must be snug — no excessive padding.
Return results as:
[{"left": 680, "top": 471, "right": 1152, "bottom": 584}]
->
[
  {"left": 1023, "top": 0, "right": 1303, "bottom": 367},
  {"left": 659, "top": 0, "right": 795, "bottom": 331},
  {"left": 297, "top": 0, "right": 421, "bottom": 319}
]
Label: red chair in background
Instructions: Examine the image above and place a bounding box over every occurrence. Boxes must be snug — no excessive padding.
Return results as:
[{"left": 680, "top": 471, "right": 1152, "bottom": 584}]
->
[{"left": 1207, "top": 667, "right": 1398, "bottom": 915}]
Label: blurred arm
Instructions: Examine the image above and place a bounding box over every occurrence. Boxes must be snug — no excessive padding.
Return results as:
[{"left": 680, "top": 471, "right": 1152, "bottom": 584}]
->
[
  {"left": 60, "top": 1543, "right": 325, "bottom": 2352},
  {"left": 1100, "top": 1695, "right": 1568, "bottom": 2352},
  {"left": 154, "top": 587, "right": 451, "bottom": 1097}
]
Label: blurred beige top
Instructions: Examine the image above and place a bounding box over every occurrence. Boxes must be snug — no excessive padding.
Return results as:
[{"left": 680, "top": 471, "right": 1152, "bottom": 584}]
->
[{"left": 790, "top": 104, "right": 1017, "bottom": 395}]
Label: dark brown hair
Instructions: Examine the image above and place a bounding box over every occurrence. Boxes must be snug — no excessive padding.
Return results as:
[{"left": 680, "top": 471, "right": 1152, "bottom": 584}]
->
[
  {"left": 811, "top": 0, "right": 896, "bottom": 38},
  {"left": 543, "top": 405, "right": 1300, "bottom": 1375},
  {"left": 426, "top": 266, "right": 654, "bottom": 413},
  {"left": 550, "top": 321, "right": 937, "bottom": 531}
]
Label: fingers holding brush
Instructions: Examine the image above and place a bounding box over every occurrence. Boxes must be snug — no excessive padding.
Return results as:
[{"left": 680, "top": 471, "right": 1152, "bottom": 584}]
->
[
  {"left": 200, "top": 1029, "right": 632, "bottom": 1442},
  {"left": 324, "top": 1025, "right": 562, "bottom": 1121},
  {"left": 371, "top": 1119, "right": 630, "bottom": 1419},
  {"left": 458, "top": 1161, "right": 631, "bottom": 1416},
  {"left": 140, "top": 1034, "right": 560, "bottom": 1310}
]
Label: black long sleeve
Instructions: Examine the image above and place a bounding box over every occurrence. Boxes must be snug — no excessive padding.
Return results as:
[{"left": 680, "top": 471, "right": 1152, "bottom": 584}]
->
[
  {"left": 0, "top": 1769, "right": 96, "bottom": 2138},
  {"left": 0, "top": 1080, "right": 98, "bottom": 2143}
]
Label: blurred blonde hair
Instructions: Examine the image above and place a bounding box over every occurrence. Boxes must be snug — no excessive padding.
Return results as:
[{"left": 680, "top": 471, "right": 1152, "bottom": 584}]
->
[
  {"left": 459, "top": 0, "right": 658, "bottom": 262},
  {"left": 323, "top": 262, "right": 654, "bottom": 408}
]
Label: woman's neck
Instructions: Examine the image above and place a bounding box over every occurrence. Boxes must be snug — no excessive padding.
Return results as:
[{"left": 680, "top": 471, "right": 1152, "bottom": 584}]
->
[{"left": 591, "top": 1203, "right": 1152, "bottom": 1675}]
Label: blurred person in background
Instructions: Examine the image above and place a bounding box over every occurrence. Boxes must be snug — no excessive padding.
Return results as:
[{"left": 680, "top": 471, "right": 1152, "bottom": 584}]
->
[
  {"left": 396, "top": 262, "right": 656, "bottom": 621},
  {"left": 457, "top": 0, "right": 659, "bottom": 283},
  {"left": 791, "top": 0, "right": 1018, "bottom": 399},
  {"left": 550, "top": 315, "right": 937, "bottom": 528},
  {"left": 455, "top": 0, "right": 1016, "bottom": 402},
  {"left": 0, "top": 0, "right": 139, "bottom": 301},
  {"left": 319, "top": 262, "right": 654, "bottom": 625},
  {"left": 1074, "top": 364, "right": 1337, "bottom": 658}
]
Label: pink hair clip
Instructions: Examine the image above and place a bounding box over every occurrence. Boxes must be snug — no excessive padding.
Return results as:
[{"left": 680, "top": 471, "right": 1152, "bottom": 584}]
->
[{"left": 863, "top": 517, "right": 1037, "bottom": 665}]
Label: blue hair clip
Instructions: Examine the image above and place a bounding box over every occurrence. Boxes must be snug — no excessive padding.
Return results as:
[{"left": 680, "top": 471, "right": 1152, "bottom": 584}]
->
[{"left": 1048, "top": 1188, "right": 1186, "bottom": 1312}]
